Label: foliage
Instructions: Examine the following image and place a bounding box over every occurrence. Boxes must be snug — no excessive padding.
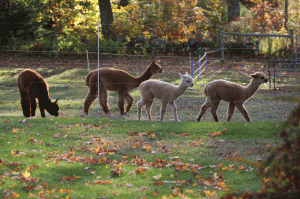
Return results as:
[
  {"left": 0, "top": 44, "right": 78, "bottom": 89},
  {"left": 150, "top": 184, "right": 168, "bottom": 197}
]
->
[
  {"left": 247, "top": 0, "right": 285, "bottom": 33},
  {"left": 112, "top": 0, "right": 207, "bottom": 43},
  {"left": 0, "top": 0, "right": 38, "bottom": 49},
  {"left": 0, "top": 0, "right": 299, "bottom": 55}
]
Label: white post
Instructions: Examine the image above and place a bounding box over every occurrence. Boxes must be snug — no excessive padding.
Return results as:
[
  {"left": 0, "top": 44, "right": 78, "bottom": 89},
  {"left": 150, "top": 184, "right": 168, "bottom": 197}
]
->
[
  {"left": 97, "top": 20, "right": 100, "bottom": 115},
  {"left": 86, "top": 49, "right": 90, "bottom": 71}
]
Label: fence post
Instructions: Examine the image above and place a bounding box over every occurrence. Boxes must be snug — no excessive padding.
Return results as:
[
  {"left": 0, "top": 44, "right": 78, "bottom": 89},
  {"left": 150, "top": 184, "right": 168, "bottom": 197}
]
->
[
  {"left": 205, "top": 48, "right": 208, "bottom": 70},
  {"left": 198, "top": 54, "right": 201, "bottom": 80},
  {"left": 191, "top": 60, "right": 194, "bottom": 78},
  {"left": 296, "top": 34, "right": 298, "bottom": 65},
  {"left": 267, "top": 60, "right": 271, "bottom": 90},
  {"left": 220, "top": 27, "right": 225, "bottom": 67}
]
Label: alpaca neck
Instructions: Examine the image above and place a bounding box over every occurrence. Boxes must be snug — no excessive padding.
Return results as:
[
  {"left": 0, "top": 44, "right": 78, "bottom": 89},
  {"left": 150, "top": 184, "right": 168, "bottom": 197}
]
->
[
  {"left": 174, "top": 81, "right": 188, "bottom": 98},
  {"left": 39, "top": 97, "right": 51, "bottom": 104},
  {"left": 244, "top": 79, "right": 261, "bottom": 100},
  {"left": 135, "top": 66, "right": 153, "bottom": 86}
]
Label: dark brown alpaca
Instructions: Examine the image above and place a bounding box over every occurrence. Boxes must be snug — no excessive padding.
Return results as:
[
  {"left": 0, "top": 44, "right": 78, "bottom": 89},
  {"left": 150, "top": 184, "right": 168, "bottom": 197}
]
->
[
  {"left": 18, "top": 69, "right": 59, "bottom": 118},
  {"left": 84, "top": 59, "right": 163, "bottom": 116}
]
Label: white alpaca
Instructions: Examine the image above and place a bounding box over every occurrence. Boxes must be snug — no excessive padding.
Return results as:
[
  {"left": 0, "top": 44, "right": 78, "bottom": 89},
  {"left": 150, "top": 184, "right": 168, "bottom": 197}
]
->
[
  {"left": 137, "top": 72, "right": 194, "bottom": 122},
  {"left": 197, "top": 72, "right": 268, "bottom": 122}
]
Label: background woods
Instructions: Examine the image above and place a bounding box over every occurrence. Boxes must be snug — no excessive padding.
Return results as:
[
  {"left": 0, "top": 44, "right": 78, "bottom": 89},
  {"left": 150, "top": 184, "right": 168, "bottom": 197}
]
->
[{"left": 0, "top": 0, "right": 298, "bottom": 56}]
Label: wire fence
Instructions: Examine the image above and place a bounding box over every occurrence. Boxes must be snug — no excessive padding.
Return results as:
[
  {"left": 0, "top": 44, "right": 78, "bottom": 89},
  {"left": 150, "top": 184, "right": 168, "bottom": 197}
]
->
[{"left": 0, "top": 24, "right": 299, "bottom": 121}]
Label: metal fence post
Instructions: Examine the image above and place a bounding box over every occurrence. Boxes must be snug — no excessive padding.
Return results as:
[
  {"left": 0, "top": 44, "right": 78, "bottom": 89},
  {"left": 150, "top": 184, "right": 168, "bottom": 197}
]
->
[
  {"left": 198, "top": 54, "right": 201, "bottom": 80},
  {"left": 191, "top": 60, "right": 194, "bottom": 78},
  {"left": 296, "top": 34, "right": 299, "bottom": 65},
  {"left": 220, "top": 27, "right": 225, "bottom": 67},
  {"left": 205, "top": 48, "right": 208, "bottom": 70}
]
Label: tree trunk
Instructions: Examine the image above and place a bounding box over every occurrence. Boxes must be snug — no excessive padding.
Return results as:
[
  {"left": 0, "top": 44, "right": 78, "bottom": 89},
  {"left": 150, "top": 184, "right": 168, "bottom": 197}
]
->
[
  {"left": 98, "top": 0, "right": 113, "bottom": 40},
  {"left": 284, "top": 0, "right": 288, "bottom": 29},
  {"left": 227, "top": 0, "right": 240, "bottom": 22}
]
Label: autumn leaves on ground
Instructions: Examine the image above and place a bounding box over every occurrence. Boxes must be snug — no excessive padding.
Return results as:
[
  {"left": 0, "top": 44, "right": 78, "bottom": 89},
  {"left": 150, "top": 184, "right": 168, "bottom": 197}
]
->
[{"left": 0, "top": 116, "right": 286, "bottom": 198}]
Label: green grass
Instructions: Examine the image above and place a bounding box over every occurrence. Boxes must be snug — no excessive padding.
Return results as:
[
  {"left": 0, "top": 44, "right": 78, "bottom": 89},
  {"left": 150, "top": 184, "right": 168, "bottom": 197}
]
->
[
  {"left": 0, "top": 116, "right": 285, "bottom": 198},
  {"left": 0, "top": 61, "right": 299, "bottom": 198}
]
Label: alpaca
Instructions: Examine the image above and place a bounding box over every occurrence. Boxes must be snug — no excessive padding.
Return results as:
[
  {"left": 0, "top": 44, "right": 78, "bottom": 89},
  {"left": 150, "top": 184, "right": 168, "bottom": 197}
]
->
[
  {"left": 197, "top": 72, "right": 268, "bottom": 122},
  {"left": 137, "top": 72, "right": 194, "bottom": 122},
  {"left": 83, "top": 59, "right": 162, "bottom": 116},
  {"left": 17, "top": 69, "right": 59, "bottom": 118}
]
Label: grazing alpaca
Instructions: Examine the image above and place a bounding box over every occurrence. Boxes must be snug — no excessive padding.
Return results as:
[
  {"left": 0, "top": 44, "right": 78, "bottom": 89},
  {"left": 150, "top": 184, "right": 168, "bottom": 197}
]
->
[
  {"left": 137, "top": 72, "right": 194, "bottom": 122},
  {"left": 84, "top": 59, "right": 163, "bottom": 116},
  {"left": 17, "top": 69, "right": 59, "bottom": 118},
  {"left": 197, "top": 72, "right": 268, "bottom": 122}
]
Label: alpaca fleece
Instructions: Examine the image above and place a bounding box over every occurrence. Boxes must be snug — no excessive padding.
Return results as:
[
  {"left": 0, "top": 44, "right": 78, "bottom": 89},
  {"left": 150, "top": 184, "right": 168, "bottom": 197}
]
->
[
  {"left": 18, "top": 69, "right": 59, "bottom": 118},
  {"left": 197, "top": 72, "right": 268, "bottom": 122},
  {"left": 138, "top": 72, "right": 194, "bottom": 122},
  {"left": 83, "top": 59, "right": 162, "bottom": 116}
]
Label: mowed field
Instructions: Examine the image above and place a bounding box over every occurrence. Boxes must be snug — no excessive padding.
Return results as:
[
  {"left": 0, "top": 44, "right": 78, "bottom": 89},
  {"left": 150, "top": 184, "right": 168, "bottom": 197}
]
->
[
  {"left": 0, "top": 55, "right": 299, "bottom": 198},
  {"left": 0, "top": 55, "right": 298, "bottom": 121}
]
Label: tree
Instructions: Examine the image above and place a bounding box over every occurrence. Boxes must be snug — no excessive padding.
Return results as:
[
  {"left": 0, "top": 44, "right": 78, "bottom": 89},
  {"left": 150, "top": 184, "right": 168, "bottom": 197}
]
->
[
  {"left": 227, "top": 0, "right": 240, "bottom": 22},
  {"left": 98, "top": 0, "right": 114, "bottom": 40}
]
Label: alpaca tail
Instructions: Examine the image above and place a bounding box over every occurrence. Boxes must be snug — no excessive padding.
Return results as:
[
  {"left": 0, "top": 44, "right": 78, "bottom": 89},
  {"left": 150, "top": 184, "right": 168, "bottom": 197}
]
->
[
  {"left": 204, "top": 84, "right": 208, "bottom": 96},
  {"left": 86, "top": 72, "right": 92, "bottom": 87}
]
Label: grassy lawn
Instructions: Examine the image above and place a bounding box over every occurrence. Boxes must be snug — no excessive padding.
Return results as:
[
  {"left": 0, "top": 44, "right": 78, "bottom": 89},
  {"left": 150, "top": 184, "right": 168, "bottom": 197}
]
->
[
  {"left": 0, "top": 58, "right": 299, "bottom": 198},
  {"left": 0, "top": 117, "right": 285, "bottom": 198}
]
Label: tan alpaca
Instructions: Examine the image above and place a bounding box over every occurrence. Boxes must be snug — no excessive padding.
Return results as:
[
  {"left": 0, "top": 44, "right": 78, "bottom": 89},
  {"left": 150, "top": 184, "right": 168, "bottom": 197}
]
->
[
  {"left": 84, "top": 59, "right": 162, "bottom": 116},
  {"left": 137, "top": 72, "right": 194, "bottom": 122},
  {"left": 197, "top": 72, "right": 268, "bottom": 122}
]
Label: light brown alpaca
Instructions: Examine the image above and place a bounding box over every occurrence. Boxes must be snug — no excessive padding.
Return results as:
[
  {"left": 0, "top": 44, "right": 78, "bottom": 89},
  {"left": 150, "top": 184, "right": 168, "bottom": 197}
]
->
[
  {"left": 84, "top": 59, "right": 163, "bottom": 116},
  {"left": 197, "top": 72, "right": 268, "bottom": 122}
]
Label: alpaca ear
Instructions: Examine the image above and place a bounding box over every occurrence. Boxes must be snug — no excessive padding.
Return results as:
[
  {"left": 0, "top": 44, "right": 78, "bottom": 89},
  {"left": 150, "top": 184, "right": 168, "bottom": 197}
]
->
[
  {"left": 152, "top": 59, "right": 160, "bottom": 65},
  {"left": 185, "top": 72, "right": 189, "bottom": 76},
  {"left": 251, "top": 74, "right": 258, "bottom": 78},
  {"left": 55, "top": 98, "right": 58, "bottom": 103}
]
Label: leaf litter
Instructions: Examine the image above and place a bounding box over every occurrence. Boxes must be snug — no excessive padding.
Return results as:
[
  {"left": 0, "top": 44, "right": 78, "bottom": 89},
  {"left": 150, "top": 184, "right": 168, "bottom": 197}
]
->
[{"left": 0, "top": 118, "right": 280, "bottom": 198}]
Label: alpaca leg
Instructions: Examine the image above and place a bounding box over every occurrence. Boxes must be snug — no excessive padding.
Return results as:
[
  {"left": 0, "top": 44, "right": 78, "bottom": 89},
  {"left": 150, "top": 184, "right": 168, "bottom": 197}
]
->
[
  {"left": 125, "top": 93, "right": 134, "bottom": 115},
  {"left": 20, "top": 96, "right": 30, "bottom": 117},
  {"left": 160, "top": 101, "right": 168, "bottom": 122},
  {"left": 38, "top": 100, "right": 46, "bottom": 118},
  {"left": 169, "top": 101, "right": 179, "bottom": 122},
  {"left": 99, "top": 88, "right": 111, "bottom": 114},
  {"left": 145, "top": 100, "right": 153, "bottom": 121},
  {"left": 227, "top": 102, "right": 235, "bottom": 122},
  {"left": 83, "top": 85, "right": 98, "bottom": 115},
  {"left": 197, "top": 99, "right": 211, "bottom": 122},
  {"left": 235, "top": 103, "right": 250, "bottom": 122},
  {"left": 137, "top": 99, "right": 146, "bottom": 121},
  {"left": 117, "top": 94, "right": 126, "bottom": 115},
  {"left": 30, "top": 98, "right": 37, "bottom": 117},
  {"left": 210, "top": 100, "right": 220, "bottom": 122}
]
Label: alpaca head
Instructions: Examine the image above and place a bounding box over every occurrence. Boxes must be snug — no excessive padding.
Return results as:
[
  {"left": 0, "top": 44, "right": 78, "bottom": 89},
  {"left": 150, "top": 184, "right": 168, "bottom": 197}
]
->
[
  {"left": 45, "top": 98, "right": 60, "bottom": 117},
  {"left": 251, "top": 72, "right": 268, "bottom": 84},
  {"left": 149, "top": 59, "right": 163, "bottom": 75},
  {"left": 179, "top": 72, "right": 194, "bottom": 88}
]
